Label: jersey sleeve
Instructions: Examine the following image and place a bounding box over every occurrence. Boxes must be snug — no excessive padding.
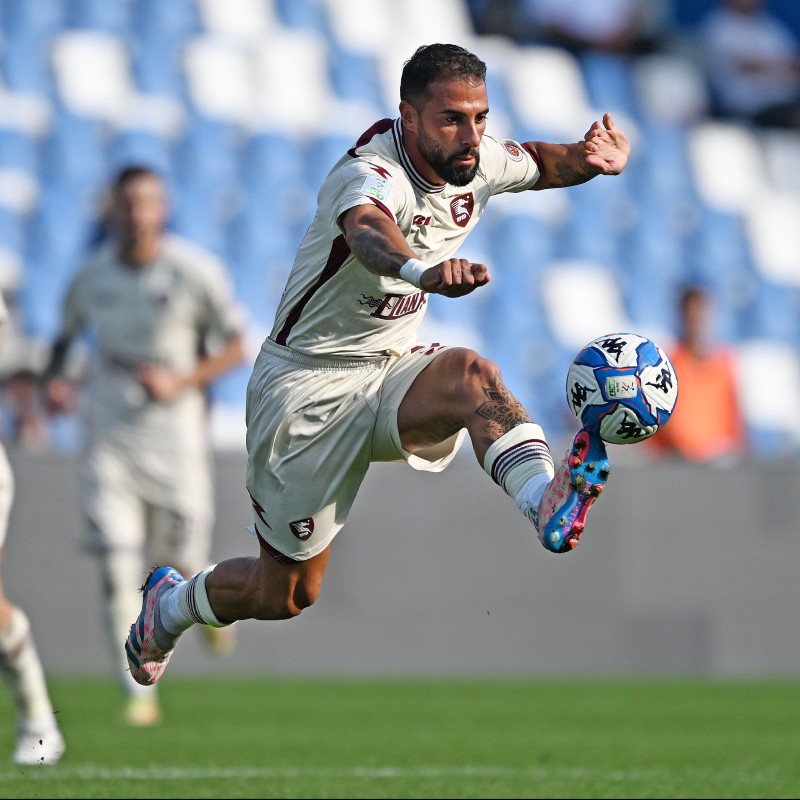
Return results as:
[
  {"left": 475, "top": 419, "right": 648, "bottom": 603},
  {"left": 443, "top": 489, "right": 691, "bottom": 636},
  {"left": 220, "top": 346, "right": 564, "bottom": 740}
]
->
[
  {"left": 195, "top": 254, "right": 246, "bottom": 343},
  {"left": 480, "top": 134, "right": 541, "bottom": 195},
  {"left": 321, "top": 156, "right": 411, "bottom": 231}
]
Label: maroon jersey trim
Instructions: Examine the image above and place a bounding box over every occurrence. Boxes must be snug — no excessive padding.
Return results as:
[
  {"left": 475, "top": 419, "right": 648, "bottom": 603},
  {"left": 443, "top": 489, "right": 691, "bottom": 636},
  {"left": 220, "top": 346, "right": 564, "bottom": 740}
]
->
[
  {"left": 274, "top": 234, "right": 352, "bottom": 345},
  {"left": 348, "top": 118, "right": 394, "bottom": 157}
]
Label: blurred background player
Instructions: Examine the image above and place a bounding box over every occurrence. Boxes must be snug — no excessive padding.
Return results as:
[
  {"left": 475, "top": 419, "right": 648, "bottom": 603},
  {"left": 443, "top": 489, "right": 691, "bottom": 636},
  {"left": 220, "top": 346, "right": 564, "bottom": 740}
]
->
[
  {"left": 648, "top": 284, "right": 746, "bottom": 466},
  {"left": 0, "top": 290, "right": 65, "bottom": 765},
  {"left": 43, "top": 165, "right": 247, "bottom": 726}
]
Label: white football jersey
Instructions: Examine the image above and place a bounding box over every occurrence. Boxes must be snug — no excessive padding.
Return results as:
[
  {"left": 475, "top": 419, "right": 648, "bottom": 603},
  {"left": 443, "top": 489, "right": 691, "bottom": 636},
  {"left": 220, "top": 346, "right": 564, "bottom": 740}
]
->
[
  {"left": 59, "top": 233, "right": 244, "bottom": 457},
  {"left": 270, "top": 118, "right": 541, "bottom": 357}
]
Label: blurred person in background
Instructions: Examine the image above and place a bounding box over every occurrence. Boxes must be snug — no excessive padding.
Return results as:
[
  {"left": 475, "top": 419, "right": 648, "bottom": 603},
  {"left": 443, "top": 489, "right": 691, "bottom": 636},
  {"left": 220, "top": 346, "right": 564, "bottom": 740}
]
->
[
  {"left": 470, "top": 0, "right": 666, "bottom": 55},
  {"left": 0, "top": 292, "right": 65, "bottom": 765},
  {"left": 698, "top": 0, "right": 800, "bottom": 130},
  {"left": 122, "top": 43, "right": 632, "bottom": 691},
  {"left": 0, "top": 367, "right": 50, "bottom": 453},
  {"left": 43, "top": 166, "right": 247, "bottom": 726},
  {"left": 648, "top": 284, "right": 746, "bottom": 466},
  {"left": 519, "top": 0, "right": 665, "bottom": 55}
]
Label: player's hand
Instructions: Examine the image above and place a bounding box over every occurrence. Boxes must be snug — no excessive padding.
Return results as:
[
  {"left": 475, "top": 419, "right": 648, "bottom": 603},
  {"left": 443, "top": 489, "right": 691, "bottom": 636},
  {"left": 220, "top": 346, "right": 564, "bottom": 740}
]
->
[
  {"left": 582, "top": 112, "right": 630, "bottom": 175},
  {"left": 137, "top": 364, "right": 186, "bottom": 402},
  {"left": 420, "top": 258, "right": 490, "bottom": 297}
]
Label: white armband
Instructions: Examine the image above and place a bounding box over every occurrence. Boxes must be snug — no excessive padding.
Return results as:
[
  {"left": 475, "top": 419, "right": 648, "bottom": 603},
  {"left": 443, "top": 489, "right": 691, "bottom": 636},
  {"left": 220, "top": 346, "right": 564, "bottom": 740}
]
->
[{"left": 398, "top": 258, "right": 428, "bottom": 289}]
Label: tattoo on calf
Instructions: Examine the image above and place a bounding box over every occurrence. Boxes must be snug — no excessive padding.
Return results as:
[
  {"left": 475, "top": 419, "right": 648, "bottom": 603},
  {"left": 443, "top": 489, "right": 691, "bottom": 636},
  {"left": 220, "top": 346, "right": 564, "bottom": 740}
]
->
[{"left": 474, "top": 372, "right": 531, "bottom": 439}]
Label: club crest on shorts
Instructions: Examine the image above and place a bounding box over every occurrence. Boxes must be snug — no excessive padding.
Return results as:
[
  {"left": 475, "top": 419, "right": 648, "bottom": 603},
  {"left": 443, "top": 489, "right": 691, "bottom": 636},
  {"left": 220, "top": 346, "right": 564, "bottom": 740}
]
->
[{"left": 289, "top": 518, "right": 314, "bottom": 540}]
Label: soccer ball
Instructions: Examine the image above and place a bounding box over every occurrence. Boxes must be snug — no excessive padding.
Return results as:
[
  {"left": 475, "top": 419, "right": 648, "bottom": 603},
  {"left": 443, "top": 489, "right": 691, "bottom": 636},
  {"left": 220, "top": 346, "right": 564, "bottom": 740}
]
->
[{"left": 565, "top": 332, "right": 678, "bottom": 445}]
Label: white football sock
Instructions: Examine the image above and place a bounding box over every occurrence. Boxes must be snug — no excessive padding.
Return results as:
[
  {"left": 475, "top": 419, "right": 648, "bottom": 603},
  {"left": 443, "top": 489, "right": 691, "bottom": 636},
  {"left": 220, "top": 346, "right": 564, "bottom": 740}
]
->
[
  {"left": 161, "top": 565, "right": 228, "bottom": 634},
  {"left": 483, "top": 423, "right": 555, "bottom": 519},
  {"left": 0, "top": 607, "right": 58, "bottom": 732},
  {"left": 100, "top": 549, "right": 149, "bottom": 693}
]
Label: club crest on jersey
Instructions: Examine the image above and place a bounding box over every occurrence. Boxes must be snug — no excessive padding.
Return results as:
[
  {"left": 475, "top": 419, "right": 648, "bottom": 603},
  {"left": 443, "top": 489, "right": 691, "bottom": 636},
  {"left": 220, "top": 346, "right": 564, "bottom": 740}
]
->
[
  {"left": 289, "top": 518, "right": 314, "bottom": 540},
  {"left": 450, "top": 193, "right": 474, "bottom": 227},
  {"left": 502, "top": 140, "right": 524, "bottom": 161},
  {"left": 361, "top": 174, "right": 393, "bottom": 203}
]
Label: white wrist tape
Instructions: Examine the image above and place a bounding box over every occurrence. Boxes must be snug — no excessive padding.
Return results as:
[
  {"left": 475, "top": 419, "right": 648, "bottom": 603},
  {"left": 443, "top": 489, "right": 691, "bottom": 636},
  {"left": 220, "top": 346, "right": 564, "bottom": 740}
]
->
[{"left": 398, "top": 258, "right": 428, "bottom": 289}]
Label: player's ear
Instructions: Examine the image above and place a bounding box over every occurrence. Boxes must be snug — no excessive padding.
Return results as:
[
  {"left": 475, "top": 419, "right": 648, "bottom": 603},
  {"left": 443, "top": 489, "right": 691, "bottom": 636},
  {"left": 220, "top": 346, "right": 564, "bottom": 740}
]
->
[{"left": 399, "top": 100, "right": 418, "bottom": 132}]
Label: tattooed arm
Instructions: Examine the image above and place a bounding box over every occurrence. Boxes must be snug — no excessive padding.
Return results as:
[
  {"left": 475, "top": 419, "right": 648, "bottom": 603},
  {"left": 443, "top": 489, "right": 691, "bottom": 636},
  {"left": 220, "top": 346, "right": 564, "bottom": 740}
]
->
[
  {"left": 341, "top": 203, "right": 491, "bottom": 297},
  {"left": 524, "top": 112, "right": 630, "bottom": 190}
]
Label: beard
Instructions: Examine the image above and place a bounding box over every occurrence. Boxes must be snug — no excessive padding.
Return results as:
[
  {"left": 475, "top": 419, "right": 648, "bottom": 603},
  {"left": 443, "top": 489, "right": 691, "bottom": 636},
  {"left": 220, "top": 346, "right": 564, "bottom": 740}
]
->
[{"left": 417, "top": 127, "right": 480, "bottom": 186}]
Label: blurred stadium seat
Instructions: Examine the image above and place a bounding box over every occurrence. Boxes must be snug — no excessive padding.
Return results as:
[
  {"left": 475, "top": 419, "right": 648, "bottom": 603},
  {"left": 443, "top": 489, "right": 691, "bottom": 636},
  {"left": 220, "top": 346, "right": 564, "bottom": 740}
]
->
[
  {"left": 65, "top": 0, "right": 130, "bottom": 34},
  {"left": 505, "top": 45, "right": 594, "bottom": 140},
  {"left": 736, "top": 338, "right": 800, "bottom": 460},
  {"left": 50, "top": 30, "right": 134, "bottom": 122},
  {"left": 580, "top": 51, "right": 639, "bottom": 119},
  {"left": 688, "top": 122, "right": 767, "bottom": 214},
  {"left": 631, "top": 51, "right": 710, "bottom": 126}
]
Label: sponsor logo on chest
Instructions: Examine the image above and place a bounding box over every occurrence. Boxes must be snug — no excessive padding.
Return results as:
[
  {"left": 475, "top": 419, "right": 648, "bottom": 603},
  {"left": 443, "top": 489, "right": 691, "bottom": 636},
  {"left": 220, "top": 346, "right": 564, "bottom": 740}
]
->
[{"left": 364, "top": 291, "right": 427, "bottom": 320}]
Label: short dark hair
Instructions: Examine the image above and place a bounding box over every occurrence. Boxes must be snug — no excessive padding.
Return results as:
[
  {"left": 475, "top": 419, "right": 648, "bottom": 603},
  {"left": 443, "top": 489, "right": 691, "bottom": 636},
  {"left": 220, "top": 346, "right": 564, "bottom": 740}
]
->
[
  {"left": 400, "top": 43, "right": 486, "bottom": 107},
  {"left": 678, "top": 284, "right": 710, "bottom": 312},
  {"left": 112, "top": 164, "right": 163, "bottom": 193}
]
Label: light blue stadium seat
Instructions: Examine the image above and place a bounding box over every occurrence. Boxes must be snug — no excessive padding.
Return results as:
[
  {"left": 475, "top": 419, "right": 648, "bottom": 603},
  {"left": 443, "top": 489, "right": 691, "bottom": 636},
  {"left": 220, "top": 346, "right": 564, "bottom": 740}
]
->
[
  {"left": 488, "top": 211, "right": 558, "bottom": 276},
  {"left": 684, "top": 208, "right": 756, "bottom": 341},
  {"left": 579, "top": 52, "right": 639, "bottom": 119},
  {"left": 241, "top": 131, "right": 306, "bottom": 193},
  {"left": 0, "top": 127, "right": 39, "bottom": 174},
  {"left": 130, "top": 33, "right": 188, "bottom": 101},
  {"left": 0, "top": 207, "right": 25, "bottom": 257},
  {"left": 274, "top": 0, "right": 328, "bottom": 33},
  {"left": 226, "top": 191, "right": 300, "bottom": 326},
  {"left": 108, "top": 129, "right": 173, "bottom": 177},
  {"left": 40, "top": 111, "right": 107, "bottom": 191},
  {"left": 743, "top": 278, "right": 800, "bottom": 348},
  {"left": 0, "top": 0, "right": 63, "bottom": 42},
  {"left": 303, "top": 133, "right": 354, "bottom": 192},
  {"left": 328, "top": 46, "right": 385, "bottom": 112},
  {"left": 633, "top": 122, "right": 697, "bottom": 203},
  {"left": 65, "top": 0, "right": 130, "bottom": 34},
  {"left": 130, "top": 0, "right": 200, "bottom": 42},
  {"left": 174, "top": 115, "right": 239, "bottom": 191},
  {"left": 19, "top": 227, "right": 92, "bottom": 341},
  {"left": 558, "top": 202, "right": 621, "bottom": 268},
  {"left": 168, "top": 187, "right": 228, "bottom": 261},
  {"left": 227, "top": 192, "right": 297, "bottom": 272},
  {"left": 0, "top": 34, "right": 56, "bottom": 96},
  {"left": 171, "top": 117, "right": 241, "bottom": 258}
]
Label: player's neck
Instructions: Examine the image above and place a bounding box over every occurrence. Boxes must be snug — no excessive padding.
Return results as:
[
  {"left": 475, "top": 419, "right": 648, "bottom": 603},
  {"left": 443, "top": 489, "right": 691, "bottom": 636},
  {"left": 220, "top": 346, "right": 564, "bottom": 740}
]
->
[{"left": 117, "top": 234, "right": 162, "bottom": 267}]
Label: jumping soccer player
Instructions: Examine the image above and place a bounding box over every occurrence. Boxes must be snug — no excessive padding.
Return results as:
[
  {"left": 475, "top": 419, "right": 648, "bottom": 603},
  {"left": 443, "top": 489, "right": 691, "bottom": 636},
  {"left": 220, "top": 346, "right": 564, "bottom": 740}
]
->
[{"left": 125, "top": 43, "right": 629, "bottom": 687}]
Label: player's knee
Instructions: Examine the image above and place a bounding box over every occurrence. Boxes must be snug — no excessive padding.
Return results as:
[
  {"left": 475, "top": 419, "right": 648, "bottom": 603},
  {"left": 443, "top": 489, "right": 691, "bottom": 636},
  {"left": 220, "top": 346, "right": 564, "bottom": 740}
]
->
[{"left": 454, "top": 349, "right": 502, "bottom": 400}]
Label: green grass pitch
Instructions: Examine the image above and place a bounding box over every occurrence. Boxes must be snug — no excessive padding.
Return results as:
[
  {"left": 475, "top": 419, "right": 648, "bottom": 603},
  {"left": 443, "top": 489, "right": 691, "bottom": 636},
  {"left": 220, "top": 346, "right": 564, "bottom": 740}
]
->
[{"left": 1, "top": 677, "right": 799, "bottom": 798}]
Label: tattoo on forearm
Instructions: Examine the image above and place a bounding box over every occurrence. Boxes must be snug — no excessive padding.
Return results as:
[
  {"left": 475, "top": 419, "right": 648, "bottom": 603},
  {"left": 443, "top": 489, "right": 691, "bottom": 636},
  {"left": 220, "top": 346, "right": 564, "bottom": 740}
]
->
[
  {"left": 352, "top": 228, "right": 403, "bottom": 274},
  {"left": 550, "top": 160, "right": 593, "bottom": 188},
  {"left": 474, "top": 371, "right": 532, "bottom": 440}
]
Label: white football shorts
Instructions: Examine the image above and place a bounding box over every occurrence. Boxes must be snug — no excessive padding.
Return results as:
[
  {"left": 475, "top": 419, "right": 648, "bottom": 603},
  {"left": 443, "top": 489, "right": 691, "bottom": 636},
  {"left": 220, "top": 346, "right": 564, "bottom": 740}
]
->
[
  {"left": 80, "top": 438, "right": 213, "bottom": 573},
  {"left": 245, "top": 337, "right": 467, "bottom": 562}
]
